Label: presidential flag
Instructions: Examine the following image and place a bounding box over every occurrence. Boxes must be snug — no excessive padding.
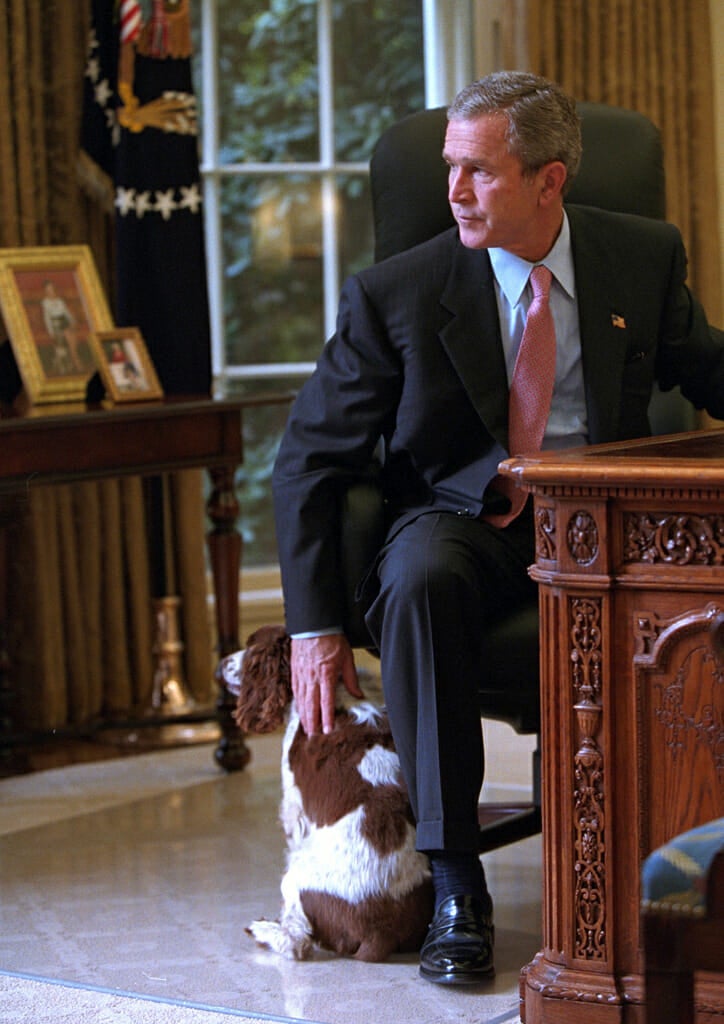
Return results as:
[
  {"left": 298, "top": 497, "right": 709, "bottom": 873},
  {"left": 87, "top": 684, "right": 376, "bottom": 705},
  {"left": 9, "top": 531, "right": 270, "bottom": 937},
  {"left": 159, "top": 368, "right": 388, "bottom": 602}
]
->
[{"left": 81, "top": 0, "right": 211, "bottom": 396}]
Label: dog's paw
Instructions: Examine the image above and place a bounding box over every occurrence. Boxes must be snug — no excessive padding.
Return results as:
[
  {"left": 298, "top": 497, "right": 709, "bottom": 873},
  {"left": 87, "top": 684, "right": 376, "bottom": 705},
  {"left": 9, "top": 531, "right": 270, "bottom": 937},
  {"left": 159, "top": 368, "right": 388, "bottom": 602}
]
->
[{"left": 246, "top": 918, "right": 313, "bottom": 961}]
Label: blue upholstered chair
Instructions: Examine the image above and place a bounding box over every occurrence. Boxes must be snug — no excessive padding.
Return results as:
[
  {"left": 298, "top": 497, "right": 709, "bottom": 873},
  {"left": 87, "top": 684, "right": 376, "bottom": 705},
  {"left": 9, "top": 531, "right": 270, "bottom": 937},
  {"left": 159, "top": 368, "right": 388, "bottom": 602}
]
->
[{"left": 642, "top": 818, "right": 724, "bottom": 1023}]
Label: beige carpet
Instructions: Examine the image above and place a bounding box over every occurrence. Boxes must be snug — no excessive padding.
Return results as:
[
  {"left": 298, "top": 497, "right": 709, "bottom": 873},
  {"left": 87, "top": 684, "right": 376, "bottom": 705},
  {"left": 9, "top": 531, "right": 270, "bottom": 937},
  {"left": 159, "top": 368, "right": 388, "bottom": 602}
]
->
[
  {"left": 0, "top": 972, "right": 523, "bottom": 1024},
  {"left": 0, "top": 971, "right": 308, "bottom": 1023}
]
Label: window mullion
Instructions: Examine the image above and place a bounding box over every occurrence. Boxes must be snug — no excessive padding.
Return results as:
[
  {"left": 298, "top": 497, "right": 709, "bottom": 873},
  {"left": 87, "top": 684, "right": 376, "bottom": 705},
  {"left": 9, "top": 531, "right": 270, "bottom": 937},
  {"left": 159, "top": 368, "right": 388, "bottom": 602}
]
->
[
  {"left": 318, "top": 0, "right": 340, "bottom": 340},
  {"left": 199, "top": 0, "right": 226, "bottom": 384},
  {"left": 423, "top": 0, "right": 475, "bottom": 106}
]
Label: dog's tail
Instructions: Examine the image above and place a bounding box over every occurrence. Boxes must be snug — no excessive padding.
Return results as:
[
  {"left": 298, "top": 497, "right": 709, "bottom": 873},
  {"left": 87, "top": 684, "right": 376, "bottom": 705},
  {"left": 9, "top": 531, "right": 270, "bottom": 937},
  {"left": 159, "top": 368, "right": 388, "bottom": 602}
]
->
[{"left": 246, "top": 914, "right": 314, "bottom": 961}]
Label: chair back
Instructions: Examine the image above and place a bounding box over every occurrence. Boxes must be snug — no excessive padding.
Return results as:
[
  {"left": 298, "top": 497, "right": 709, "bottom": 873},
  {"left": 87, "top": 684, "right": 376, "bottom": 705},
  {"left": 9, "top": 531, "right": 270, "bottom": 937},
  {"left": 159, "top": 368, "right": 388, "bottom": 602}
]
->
[
  {"left": 369, "top": 100, "right": 694, "bottom": 438},
  {"left": 370, "top": 101, "right": 666, "bottom": 263}
]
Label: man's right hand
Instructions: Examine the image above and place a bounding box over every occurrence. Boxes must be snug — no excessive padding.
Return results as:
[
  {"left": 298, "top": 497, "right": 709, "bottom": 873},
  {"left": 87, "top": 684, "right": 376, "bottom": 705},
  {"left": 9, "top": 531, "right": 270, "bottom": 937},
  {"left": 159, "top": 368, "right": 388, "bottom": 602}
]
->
[{"left": 290, "top": 633, "right": 363, "bottom": 736}]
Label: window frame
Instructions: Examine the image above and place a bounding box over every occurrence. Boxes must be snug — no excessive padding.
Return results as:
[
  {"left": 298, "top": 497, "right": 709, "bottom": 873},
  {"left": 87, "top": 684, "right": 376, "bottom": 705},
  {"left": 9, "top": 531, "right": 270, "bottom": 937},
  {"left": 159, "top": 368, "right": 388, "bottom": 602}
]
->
[{"left": 197, "top": 0, "right": 485, "bottom": 390}]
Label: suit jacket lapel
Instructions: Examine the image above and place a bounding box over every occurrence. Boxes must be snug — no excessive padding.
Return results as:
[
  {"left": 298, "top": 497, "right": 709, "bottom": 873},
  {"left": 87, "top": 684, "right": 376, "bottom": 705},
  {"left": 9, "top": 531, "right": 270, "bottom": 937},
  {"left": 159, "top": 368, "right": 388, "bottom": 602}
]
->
[
  {"left": 568, "top": 205, "right": 630, "bottom": 444},
  {"left": 438, "top": 241, "right": 510, "bottom": 450},
  {"left": 435, "top": 214, "right": 634, "bottom": 451}
]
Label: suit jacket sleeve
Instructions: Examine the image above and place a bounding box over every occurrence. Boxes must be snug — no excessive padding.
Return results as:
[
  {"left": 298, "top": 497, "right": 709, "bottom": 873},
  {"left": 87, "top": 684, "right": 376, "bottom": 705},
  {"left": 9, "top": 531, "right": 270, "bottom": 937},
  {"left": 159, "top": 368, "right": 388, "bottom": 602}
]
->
[
  {"left": 655, "top": 234, "right": 724, "bottom": 416},
  {"left": 272, "top": 275, "right": 401, "bottom": 635}
]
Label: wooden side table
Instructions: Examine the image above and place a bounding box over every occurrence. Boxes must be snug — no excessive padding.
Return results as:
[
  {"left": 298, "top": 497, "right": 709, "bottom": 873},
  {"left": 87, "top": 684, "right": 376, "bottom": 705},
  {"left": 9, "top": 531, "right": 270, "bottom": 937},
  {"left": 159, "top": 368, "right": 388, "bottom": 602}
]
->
[
  {"left": 0, "top": 395, "right": 290, "bottom": 774},
  {"left": 500, "top": 429, "right": 724, "bottom": 1024}
]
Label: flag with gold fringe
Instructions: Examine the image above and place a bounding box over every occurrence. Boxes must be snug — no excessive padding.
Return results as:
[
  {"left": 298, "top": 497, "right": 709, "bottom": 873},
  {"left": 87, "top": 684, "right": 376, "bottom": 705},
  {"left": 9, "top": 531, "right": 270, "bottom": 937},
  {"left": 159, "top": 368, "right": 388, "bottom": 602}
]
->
[{"left": 81, "top": 0, "right": 211, "bottom": 396}]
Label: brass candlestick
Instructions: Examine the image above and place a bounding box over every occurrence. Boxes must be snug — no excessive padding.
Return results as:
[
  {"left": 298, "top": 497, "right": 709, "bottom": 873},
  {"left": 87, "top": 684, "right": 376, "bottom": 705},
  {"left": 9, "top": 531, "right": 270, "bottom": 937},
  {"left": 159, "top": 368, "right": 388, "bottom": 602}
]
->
[
  {"left": 137, "top": 595, "right": 220, "bottom": 746},
  {"left": 97, "top": 595, "right": 220, "bottom": 749},
  {"left": 148, "top": 595, "right": 196, "bottom": 716}
]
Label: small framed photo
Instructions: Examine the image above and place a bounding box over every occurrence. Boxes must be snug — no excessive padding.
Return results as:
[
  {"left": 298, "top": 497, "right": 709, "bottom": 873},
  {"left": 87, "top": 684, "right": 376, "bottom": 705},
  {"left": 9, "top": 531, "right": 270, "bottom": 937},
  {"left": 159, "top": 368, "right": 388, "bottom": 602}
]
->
[
  {"left": 0, "top": 245, "right": 114, "bottom": 405},
  {"left": 91, "top": 327, "right": 164, "bottom": 402}
]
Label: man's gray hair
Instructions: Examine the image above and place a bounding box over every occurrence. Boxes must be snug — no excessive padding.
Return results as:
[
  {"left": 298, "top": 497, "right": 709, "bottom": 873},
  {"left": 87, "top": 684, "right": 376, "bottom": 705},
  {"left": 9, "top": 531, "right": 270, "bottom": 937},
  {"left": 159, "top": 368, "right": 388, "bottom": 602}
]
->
[{"left": 448, "top": 71, "right": 582, "bottom": 195}]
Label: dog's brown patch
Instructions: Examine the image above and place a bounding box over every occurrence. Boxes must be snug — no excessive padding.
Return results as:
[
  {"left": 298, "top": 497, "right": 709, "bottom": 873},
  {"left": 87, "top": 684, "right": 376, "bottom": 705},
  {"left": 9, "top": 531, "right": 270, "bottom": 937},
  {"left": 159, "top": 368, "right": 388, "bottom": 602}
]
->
[
  {"left": 360, "top": 783, "right": 416, "bottom": 856},
  {"left": 300, "top": 882, "right": 434, "bottom": 961},
  {"left": 288, "top": 711, "right": 397, "bottom": 829}
]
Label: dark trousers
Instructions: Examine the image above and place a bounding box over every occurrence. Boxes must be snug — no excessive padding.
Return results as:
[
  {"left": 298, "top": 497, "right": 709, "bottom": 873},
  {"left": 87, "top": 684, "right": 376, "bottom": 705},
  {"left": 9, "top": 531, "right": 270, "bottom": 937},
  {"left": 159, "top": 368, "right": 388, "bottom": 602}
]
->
[{"left": 365, "top": 508, "right": 536, "bottom": 853}]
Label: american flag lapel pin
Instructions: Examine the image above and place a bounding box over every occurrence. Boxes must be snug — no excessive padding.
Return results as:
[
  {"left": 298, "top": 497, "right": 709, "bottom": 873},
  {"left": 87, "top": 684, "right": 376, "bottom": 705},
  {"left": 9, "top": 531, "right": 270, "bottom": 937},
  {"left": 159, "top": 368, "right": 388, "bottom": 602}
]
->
[{"left": 611, "top": 312, "right": 626, "bottom": 329}]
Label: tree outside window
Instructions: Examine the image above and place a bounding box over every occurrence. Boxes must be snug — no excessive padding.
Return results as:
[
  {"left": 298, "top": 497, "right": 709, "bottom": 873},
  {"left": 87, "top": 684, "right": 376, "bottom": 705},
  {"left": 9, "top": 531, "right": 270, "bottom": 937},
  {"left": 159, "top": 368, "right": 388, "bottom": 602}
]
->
[{"left": 194, "top": 0, "right": 424, "bottom": 565}]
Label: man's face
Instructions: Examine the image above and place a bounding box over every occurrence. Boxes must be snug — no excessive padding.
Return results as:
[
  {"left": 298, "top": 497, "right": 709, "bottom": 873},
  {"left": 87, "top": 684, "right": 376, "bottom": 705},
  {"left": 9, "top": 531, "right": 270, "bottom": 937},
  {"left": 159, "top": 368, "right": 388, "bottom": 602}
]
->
[{"left": 443, "top": 113, "right": 552, "bottom": 260}]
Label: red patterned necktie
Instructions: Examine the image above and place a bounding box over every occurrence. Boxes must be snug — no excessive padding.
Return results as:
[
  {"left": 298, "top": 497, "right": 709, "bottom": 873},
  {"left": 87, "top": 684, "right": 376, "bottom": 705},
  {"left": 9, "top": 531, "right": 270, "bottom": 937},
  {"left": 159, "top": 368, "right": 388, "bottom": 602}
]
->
[{"left": 486, "top": 264, "right": 557, "bottom": 528}]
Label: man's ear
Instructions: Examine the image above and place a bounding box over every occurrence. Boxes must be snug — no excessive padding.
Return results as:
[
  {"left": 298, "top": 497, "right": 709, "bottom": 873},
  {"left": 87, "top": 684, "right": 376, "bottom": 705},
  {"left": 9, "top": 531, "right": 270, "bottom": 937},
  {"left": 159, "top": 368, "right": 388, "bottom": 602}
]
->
[{"left": 538, "top": 161, "right": 567, "bottom": 203}]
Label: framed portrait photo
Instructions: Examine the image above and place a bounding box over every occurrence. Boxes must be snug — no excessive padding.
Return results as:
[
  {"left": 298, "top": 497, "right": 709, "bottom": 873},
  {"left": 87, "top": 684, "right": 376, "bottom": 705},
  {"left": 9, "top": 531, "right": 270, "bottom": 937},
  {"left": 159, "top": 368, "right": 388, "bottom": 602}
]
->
[
  {"left": 0, "top": 245, "right": 114, "bottom": 405},
  {"left": 91, "top": 327, "right": 164, "bottom": 403}
]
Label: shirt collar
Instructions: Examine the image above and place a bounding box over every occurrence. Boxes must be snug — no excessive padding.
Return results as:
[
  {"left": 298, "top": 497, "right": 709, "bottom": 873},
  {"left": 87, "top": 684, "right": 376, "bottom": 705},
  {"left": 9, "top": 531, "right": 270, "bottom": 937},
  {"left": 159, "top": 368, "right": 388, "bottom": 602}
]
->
[{"left": 488, "top": 211, "right": 576, "bottom": 307}]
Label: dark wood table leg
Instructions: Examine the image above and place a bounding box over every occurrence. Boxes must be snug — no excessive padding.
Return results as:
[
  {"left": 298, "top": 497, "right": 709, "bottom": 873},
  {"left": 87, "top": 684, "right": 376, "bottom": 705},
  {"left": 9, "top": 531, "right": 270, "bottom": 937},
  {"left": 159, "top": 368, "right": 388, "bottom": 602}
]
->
[
  {"left": 0, "top": 502, "right": 28, "bottom": 776},
  {"left": 207, "top": 464, "right": 251, "bottom": 772},
  {"left": 0, "top": 522, "right": 14, "bottom": 775}
]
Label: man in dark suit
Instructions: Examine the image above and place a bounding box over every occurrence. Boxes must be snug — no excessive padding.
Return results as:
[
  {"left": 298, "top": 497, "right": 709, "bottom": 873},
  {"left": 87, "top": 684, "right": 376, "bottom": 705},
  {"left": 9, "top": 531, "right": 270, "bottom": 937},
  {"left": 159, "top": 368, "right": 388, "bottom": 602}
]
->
[{"left": 272, "top": 71, "right": 724, "bottom": 985}]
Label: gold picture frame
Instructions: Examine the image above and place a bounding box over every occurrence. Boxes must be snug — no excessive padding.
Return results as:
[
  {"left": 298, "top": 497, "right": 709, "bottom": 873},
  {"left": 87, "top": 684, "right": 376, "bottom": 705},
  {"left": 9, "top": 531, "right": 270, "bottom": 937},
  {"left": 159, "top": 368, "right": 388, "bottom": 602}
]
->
[
  {"left": 91, "top": 327, "right": 164, "bottom": 403},
  {"left": 0, "top": 245, "right": 114, "bottom": 405}
]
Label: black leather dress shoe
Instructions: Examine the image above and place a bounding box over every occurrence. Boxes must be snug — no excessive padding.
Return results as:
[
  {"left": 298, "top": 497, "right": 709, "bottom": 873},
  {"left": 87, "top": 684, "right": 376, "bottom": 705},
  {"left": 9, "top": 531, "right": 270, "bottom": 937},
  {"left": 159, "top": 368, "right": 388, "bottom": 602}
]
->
[{"left": 419, "top": 894, "right": 495, "bottom": 985}]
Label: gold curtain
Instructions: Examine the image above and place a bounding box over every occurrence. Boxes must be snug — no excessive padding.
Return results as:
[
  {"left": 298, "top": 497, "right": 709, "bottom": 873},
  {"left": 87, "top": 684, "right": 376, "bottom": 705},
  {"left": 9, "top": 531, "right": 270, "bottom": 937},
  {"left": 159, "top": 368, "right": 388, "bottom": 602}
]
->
[
  {"left": 501, "top": 0, "right": 722, "bottom": 336},
  {"left": 0, "top": 0, "right": 213, "bottom": 731}
]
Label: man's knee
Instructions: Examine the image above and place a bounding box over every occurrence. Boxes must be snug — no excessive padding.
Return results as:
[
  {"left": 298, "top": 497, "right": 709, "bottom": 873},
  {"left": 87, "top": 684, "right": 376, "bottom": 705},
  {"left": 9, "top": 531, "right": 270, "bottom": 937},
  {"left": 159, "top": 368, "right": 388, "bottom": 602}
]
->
[{"left": 378, "top": 518, "right": 483, "bottom": 614}]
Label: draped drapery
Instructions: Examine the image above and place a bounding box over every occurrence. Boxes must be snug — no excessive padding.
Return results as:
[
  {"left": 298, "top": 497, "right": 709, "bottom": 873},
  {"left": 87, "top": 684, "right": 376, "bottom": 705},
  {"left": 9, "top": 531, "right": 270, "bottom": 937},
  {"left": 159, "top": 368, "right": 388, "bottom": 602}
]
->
[
  {"left": 499, "top": 0, "right": 722, "bottom": 366},
  {"left": 0, "top": 0, "right": 213, "bottom": 732}
]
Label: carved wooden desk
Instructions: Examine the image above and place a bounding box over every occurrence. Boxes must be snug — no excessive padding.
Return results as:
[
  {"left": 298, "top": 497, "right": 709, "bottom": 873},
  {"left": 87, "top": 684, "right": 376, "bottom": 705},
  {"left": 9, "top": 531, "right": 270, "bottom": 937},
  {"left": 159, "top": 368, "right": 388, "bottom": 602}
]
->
[
  {"left": 0, "top": 396, "right": 265, "bottom": 774},
  {"left": 500, "top": 429, "right": 724, "bottom": 1024}
]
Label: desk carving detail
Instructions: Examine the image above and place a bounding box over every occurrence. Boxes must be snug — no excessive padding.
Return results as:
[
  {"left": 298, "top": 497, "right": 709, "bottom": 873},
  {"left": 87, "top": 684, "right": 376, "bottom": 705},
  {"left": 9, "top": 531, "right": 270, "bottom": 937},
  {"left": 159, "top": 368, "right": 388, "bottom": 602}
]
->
[
  {"left": 623, "top": 511, "right": 724, "bottom": 565},
  {"left": 567, "top": 510, "right": 599, "bottom": 565},
  {"left": 535, "top": 503, "right": 556, "bottom": 561},
  {"left": 570, "top": 595, "right": 607, "bottom": 960},
  {"left": 634, "top": 605, "right": 724, "bottom": 782}
]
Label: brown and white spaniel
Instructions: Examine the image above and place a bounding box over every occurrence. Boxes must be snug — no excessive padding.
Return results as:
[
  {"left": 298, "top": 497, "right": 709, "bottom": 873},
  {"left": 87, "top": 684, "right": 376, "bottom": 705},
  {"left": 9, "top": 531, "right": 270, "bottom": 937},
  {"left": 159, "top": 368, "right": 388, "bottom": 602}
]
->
[{"left": 218, "top": 625, "right": 433, "bottom": 962}]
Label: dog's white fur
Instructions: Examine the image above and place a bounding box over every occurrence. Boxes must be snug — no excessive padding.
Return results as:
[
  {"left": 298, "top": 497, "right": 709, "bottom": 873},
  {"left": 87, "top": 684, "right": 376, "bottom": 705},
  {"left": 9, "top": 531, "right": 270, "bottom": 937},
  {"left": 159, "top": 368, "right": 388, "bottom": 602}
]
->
[{"left": 219, "top": 628, "right": 433, "bottom": 962}]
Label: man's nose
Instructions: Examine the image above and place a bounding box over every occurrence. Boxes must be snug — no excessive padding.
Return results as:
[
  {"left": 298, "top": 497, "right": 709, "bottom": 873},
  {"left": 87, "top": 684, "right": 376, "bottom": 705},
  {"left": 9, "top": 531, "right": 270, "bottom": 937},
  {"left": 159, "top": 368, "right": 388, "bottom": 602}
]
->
[{"left": 448, "top": 167, "right": 469, "bottom": 203}]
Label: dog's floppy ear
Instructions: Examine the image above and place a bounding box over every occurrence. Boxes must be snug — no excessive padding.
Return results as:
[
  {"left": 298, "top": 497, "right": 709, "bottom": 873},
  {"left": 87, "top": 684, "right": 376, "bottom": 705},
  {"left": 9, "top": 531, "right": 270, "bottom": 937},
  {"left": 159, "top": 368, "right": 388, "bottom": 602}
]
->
[{"left": 233, "top": 625, "right": 292, "bottom": 734}]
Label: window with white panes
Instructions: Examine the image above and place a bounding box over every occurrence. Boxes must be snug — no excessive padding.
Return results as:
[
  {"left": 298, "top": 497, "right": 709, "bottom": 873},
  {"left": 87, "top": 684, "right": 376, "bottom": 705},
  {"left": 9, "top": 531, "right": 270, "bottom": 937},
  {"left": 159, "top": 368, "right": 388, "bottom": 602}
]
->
[{"left": 191, "top": 0, "right": 492, "bottom": 567}]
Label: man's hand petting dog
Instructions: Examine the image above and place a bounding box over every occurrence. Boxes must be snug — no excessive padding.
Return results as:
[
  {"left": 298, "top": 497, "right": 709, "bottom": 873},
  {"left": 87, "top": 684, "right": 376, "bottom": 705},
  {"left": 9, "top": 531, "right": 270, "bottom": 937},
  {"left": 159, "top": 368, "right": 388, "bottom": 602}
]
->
[{"left": 291, "top": 633, "right": 364, "bottom": 735}]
